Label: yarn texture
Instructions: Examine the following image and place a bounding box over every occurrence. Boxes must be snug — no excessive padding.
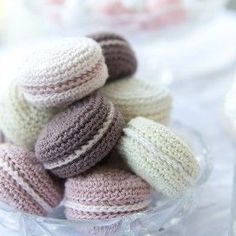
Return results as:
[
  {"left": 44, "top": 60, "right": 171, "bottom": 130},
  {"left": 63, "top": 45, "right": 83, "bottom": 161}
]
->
[
  {"left": 0, "top": 83, "right": 58, "bottom": 150},
  {"left": 88, "top": 32, "right": 137, "bottom": 81},
  {"left": 0, "top": 144, "right": 63, "bottom": 216},
  {"left": 18, "top": 37, "right": 108, "bottom": 107},
  {"left": 118, "top": 117, "right": 200, "bottom": 197},
  {"left": 101, "top": 78, "right": 172, "bottom": 123},
  {"left": 64, "top": 166, "right": 151, "bottom": 220},
  {"left": 35, "top": 93, "right": 124, "bottom": 178}
]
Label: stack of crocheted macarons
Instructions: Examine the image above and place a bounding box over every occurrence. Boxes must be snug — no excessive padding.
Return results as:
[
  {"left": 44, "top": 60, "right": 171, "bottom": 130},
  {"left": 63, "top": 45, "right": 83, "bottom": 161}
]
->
[{"left": 0, "top": 32, "right": 200, "bottom": 221}]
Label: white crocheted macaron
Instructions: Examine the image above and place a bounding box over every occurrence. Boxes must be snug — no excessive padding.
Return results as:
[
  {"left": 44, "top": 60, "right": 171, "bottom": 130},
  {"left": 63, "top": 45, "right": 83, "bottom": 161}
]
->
[
  {"left": 100, "top": 78, "right": 172, "bottom": 123},
  {"left": 117, "top": 117, "right": 200, "bottom": 197},
  {"left": 18, "top": 37, "right": 108, "bottom": 108},
  {"left": 0, "top": 83, "right": 58, "bottom": 150}
]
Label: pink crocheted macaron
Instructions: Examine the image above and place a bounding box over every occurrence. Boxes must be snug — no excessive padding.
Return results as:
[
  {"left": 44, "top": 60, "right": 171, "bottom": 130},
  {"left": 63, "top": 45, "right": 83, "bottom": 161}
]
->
[
  {"left": 64, "top": 166, "right": 151, "bottom": 220},
  {"left": 35, "top": 93, "right": 124, "bottom": 178},
  {"left": 0, "top": 144, "right": 63, "bottom": 216},
  {"left": 18, "top": 37, "right": 108, "bottom": 108}
]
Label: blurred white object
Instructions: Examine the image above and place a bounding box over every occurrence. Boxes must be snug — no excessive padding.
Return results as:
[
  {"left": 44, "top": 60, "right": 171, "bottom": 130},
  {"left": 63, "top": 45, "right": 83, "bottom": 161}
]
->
[
  {"left": 137, "top": 11, "right": 236, "bottom": 81},
  {"left": 225, "top": 73, "right": 236, "bottom": 132},
  {"left": 21, "top": 0, "right": 228, "bottom": 35}
]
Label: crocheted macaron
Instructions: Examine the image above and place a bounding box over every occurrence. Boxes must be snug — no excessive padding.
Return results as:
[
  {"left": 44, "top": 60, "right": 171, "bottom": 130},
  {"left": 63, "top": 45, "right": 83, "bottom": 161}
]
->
[
  {"left": 18, "top": 37, "right": 108, "bottom": 108},
  {"left": 101, "top": 78, "right": 172, "bottom": 123},
  {"left": 88, "top": 32, "right": 137, "bottom": 81},
  {"left": 35, "top": 93, "right": 124, "bottom": 178},
  {"left": 64, "top": 166, "right": 151, "bottom": 220},
  {"left": 118, "top": 117, "right": 200, "bottom": 197},
  {"left": 0, "top": 83, "right": 58, "bottom": 150},
  {"left": 0, "top": 144, "right": 63, "bottom": 216}
]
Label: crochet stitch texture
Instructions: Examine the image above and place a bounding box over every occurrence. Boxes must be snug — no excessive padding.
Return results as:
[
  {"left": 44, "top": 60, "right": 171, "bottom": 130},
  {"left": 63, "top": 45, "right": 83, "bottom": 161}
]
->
[
  {"left": 88, "top": 32, "right": 137, "bottom": 81},
  {"left": 35, "top": 93, "right": 124, "bottom": 178},
  {"left": 64, "top": 166, "right": 151, "bottom": 220},
  {"left": 101, "top": 78, "right": 172, "bottom": 123},
  {"left": 0, "top": 144, "right": 63, "bottom": 216},
  {"left": 0, "top": 83, "right": 58, "bottom": 150},
  {"left": 118, "top": 117, "right": 200, "bottom": 197},
  {"left": 19, "top": 37, "right": 108, "bottom": 107}
]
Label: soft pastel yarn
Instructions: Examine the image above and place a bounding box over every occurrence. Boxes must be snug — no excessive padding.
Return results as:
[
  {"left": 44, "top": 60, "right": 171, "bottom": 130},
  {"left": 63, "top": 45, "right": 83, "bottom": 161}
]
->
[
  {"left": 0, "top": 83, "right": 58, "bottom": 150},
  {"left": 88, "top": 32, "right": 137, "bottom": 81},
  {"left": 35, "top": 93, "right": 124, "bottom": 178},
  {"left": 117, "top": 117, "right": 200, "bottom": 197},
  {"left": 101, "top": 78, "right": 172, "bottom": 123},
  {"left": 64, "top": 166, "right": 151, "bottom": 220},
  {"left": 18, "top": 37, "right": 108, "bottom": 108},
  {"left": 0, "top": 144, "right": 63, "bottom": 216}
]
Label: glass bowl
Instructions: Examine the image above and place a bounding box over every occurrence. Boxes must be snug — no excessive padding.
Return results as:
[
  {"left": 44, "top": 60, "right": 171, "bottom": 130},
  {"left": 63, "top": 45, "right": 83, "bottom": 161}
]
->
[{"left": 0, "top": 121, "right": 211, "bottom": 236}]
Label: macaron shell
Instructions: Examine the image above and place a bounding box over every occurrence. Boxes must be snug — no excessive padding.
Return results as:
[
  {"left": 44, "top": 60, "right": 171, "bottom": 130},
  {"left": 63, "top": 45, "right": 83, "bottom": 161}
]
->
[
  {"left": 64, "top": 166, "right": 151, "bottom": 220},
  {"left": 88, "top": 32, "right": 137, "bottom": 81},
  {"left": 0, "top": 83, "right": 58, "bottom": 150},
  {"left": 101, "top": 78, "right": 172, "bottom": 123},
  {"left": 35, "top": 93, "right": 124, "bottom": 178},
  {"left": 19, "top": 37, "right": 108, "bottom": 107},
  {"left": 0, "top": 144, "right": 63, "bottom": 216},
  {"left": 0, "top": 169, "right": 45, "bottom": 215},
  {"left": 118, "top": 117, "right": 200, "bottom": 197},
  {"left": 128, "top": 117, "right": 199, "bottom": 177}
]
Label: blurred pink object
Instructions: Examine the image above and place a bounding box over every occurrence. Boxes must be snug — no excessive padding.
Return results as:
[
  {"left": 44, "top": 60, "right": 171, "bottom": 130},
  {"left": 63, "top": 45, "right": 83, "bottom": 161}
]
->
[
  {"left": 142, "top": 0, "right": 186, "bottom": 29},
  {"left": 97, "top": 1, "right": 134, "bottom": 16},
  {"left": 92, "top": 0, "right": 186, "bottom": 29},
  {"left": 47, "top": 0, "right": 65, "bottom": 5},
  {"left": 145, "top": 0, "right": 182, "bottom": 12}
]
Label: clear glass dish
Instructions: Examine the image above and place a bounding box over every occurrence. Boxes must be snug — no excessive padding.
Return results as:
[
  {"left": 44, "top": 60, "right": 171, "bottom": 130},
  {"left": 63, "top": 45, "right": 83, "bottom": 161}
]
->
[{"left": 0, "top": 121, "right": 211, "bottom": 236}]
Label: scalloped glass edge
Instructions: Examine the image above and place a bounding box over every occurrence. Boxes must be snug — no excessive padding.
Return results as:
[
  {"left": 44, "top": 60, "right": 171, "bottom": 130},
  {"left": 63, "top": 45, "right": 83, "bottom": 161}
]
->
[{"left": 0, "top": 120, "right": 212, "bottom": 236}]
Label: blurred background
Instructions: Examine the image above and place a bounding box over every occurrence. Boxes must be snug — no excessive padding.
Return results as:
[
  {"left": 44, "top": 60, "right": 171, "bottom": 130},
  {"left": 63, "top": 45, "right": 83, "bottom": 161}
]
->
[
  {"left": 0, "top": 0, "right": 234, "bottom": 81},
  {"left": 229, "top": 0, "right": 236, "bottom": 8}
]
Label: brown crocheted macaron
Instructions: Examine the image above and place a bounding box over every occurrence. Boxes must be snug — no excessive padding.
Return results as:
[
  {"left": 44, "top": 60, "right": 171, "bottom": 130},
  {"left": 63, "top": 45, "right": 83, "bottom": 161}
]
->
[
  {"left": 35, "top": 93, "right": 124, "bottom": 178},
  {"left": 88, "top": 32, "right": 137, "bottom": 81}
]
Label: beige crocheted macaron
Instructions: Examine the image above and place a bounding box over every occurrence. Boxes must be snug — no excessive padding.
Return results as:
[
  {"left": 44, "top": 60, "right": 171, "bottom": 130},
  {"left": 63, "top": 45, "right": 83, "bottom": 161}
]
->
[
  {"left": 0, "top": 83, "right": 58, "bottom": 150},
  {"left": 117, "top": 117, "right": 200, "bottom": 197},
  {"left": 100, "top": 78, "right": 172, "bottom": 124}
]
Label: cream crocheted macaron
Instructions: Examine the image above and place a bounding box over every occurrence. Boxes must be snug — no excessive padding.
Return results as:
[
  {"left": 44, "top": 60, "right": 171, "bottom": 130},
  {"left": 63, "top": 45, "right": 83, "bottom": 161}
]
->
[
  {"left": 18, "top": 37, "right": 108, "bottom": 108},
  {"left": 117, "top": 117, "right": 200, "bottom": 197},
  {"left": 0, "top": 83, "right": 58, "bottom": 150},
  {"left": 100, "top": 78, "right": 172, "bottom": 123}
]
